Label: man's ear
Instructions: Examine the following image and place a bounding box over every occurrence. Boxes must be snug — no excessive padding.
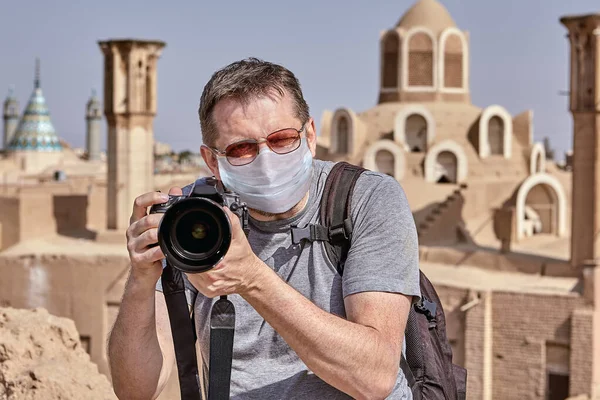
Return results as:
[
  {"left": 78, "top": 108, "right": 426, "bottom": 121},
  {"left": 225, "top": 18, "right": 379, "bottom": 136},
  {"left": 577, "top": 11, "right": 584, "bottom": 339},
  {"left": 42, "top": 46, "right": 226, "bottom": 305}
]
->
[
  {"left": 306, "top": 117, "right": 317, "bottom": 157},
  {"left": 200, "top": 145, "right": 221, "bottom": 180}
]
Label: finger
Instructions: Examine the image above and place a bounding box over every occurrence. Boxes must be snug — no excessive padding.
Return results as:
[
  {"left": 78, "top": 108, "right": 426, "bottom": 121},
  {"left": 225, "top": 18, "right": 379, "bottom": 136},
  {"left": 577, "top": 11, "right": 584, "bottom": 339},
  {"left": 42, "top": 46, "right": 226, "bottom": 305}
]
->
[
  {"left": 223, "top": 207, "right": 244, "bottom": 239},
  {"left": 147, "top": 245, "right": 166, "bottom": 263},
  {"left": 131, "top": 192, "right": 170, "bottom": 224},
  {"left": 168, "top": 186, "right": 183, "bottom": 196},
  {"left": 135, "top": 228, "right": 159, "bottom": 249},
  {"left": 129, "top": 214, "right": 164, "bottom": 239},
  {"left": 224, "top": 207, "right": 242, "bottom": 229},
  {"left": 133, "top": 245, "right": 165, "bottom": 267}
]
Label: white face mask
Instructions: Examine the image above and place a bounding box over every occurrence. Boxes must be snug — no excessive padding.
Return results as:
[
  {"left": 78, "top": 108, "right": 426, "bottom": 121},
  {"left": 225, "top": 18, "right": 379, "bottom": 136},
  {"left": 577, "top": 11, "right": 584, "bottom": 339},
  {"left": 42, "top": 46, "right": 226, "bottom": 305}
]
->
[{"left": 217, "top": 138, "right": 313, "bottom": 214}]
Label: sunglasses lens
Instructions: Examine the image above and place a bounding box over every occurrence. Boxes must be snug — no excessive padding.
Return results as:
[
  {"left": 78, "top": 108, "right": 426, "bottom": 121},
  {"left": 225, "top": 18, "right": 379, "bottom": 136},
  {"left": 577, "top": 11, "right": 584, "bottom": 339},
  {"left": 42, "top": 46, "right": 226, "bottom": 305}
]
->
[
  {"left": 225, "top": 141, "right": 258, "bottom": 166},
  {"left": 267, "top": 129, "right": 301, "bottom": 154}
]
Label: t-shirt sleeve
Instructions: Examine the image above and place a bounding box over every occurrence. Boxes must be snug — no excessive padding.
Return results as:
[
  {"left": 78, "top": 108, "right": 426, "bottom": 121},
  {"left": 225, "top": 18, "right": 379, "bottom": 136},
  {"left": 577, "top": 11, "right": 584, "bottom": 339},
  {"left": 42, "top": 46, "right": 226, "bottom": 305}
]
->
[
  {"left": 342, "top": 172, "right": 421, "bottom": 302},
  {"left": 155, "top": 259, "right": 199, "bottom": 307}
]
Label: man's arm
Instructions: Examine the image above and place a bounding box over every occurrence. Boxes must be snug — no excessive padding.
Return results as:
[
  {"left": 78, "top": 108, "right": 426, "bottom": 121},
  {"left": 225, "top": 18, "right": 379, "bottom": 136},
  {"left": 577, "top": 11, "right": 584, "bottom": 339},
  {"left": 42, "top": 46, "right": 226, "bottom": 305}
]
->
[
  {"left": 108, "top": 188, "right": 184, "bottom": 400},
  {"left": 108, "top": 272, "right": 176, "bottom": 400},
  {"left": 241, "top": 268, "right": 411, "bottom": 400}
]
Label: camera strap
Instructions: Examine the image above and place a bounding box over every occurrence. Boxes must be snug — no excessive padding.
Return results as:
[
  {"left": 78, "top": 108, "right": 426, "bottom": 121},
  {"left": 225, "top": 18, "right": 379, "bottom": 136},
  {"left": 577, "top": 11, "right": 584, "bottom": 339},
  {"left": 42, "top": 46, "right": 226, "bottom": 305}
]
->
[
  {"left": 208, "top": 296, "right": 235, "bottom": 400},
  {"left": 161, "top": 264, "right": 202, "bottom": 400},
  {"left": 162, "top": 264, "right": 236, "bottom": 400}
]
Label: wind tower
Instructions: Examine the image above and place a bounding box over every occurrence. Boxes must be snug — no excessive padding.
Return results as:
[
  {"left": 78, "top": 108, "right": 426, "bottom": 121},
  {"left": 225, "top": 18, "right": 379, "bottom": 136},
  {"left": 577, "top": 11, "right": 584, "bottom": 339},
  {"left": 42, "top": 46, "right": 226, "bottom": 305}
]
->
[
  {"left": 98, "top": 39, "right": 166, "bottom": 230},
  {"left": 561, "top": 13, "right": 600, "bottom": 398}
]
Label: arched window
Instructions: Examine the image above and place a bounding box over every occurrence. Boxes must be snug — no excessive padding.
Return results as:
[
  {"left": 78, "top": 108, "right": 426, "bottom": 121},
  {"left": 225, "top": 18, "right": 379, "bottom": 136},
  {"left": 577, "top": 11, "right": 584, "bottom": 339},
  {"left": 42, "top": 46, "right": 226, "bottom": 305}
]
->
[
  {"left": 515, "top": 174, "right": 567, "bottom": 241},
  {"left": 488, "top": 116, "right": 504, "bottom": 155},
  {"left": 444, "top": 34, "right": 463, "bottom": 88},
  {"left": 375, "top": 149, "right": 395, "bottom": 176},
  {"left": 408, "top": 32, "right": 434, "bottom": 87},
  {"left": 337, "top": 116, "right": 349, "bottom": 154},
  {"left": 382, "top": 33, "right": 400, "bottom": 89},
  {"left": 435, "top": 151, "right": 458, "bottom": 183},
  {"left": 405, "top": 114, "right": 428, "bottom": 152},
  {"left": 524, "top": 185, "right": 556, "bottom": 235}
]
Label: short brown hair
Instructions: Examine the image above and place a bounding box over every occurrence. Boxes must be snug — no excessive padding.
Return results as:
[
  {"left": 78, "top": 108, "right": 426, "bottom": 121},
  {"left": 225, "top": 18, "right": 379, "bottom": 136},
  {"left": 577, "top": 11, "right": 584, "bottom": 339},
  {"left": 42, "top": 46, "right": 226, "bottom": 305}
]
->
[{"left": 198, "top": 58, "right": 310, "bottom": 147}]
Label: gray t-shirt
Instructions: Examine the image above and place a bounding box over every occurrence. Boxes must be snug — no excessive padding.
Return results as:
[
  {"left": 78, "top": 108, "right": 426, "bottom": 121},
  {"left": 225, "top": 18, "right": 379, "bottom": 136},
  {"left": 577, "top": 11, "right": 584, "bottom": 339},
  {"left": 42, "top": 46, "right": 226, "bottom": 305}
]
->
[{"left": 157, "top": 159, "right": 421, "bottom": 399}]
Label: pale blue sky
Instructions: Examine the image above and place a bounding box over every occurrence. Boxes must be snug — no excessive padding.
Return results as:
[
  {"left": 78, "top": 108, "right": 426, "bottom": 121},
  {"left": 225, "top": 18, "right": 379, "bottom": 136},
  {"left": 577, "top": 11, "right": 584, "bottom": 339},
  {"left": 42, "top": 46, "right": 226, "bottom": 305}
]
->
[{"left": 1, "top": 0, "right": 598, "bottom": 156}]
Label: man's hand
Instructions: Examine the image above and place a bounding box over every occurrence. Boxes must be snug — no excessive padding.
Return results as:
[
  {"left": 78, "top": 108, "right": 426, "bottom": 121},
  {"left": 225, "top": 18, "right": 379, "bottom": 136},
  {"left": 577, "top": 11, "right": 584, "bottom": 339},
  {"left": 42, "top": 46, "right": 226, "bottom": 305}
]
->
[
  {"left": 125, "top": 187, "right": 183, "bottom": 282},
  {"left": 185, "top": 207, "right": 265, "bottom": 297}
]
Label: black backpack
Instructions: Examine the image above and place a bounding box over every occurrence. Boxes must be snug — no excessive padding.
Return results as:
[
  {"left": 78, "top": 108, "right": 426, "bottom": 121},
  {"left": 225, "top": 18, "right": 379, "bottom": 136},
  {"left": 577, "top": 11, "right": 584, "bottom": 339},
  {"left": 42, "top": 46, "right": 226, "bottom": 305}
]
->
[{"left": 292, "top": 161, "right": 467, "bottom": 400}]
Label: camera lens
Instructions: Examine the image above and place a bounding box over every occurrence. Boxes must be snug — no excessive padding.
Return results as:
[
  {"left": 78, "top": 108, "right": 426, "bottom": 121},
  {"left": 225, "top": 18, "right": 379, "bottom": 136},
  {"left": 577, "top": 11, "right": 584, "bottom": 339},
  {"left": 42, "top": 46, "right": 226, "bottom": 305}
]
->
[
  {"left": 157, "top": 197, "right": 233, "bottom": 273},
  {"left": 173, "top": 210, "right": 221, "bottom": 256}
]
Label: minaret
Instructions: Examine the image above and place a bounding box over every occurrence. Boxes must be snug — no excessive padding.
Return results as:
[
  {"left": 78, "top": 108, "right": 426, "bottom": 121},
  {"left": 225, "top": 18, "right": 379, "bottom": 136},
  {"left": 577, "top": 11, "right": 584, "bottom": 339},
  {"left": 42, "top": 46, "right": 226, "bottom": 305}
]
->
[
  {"left": 561, "top": 13, "right": 600, "bottom": 398},
  {"left": 85, "top": 89, "right": 102, "bottom": 161},
  {"left": 560, "top": 16, "right": 600, "bottom": 269},
  {"left": 98, "top": 39, "right": 166, "bottom": 230},
  {"left": 3, "top": 86, "right": 19, "bottom": 150}
]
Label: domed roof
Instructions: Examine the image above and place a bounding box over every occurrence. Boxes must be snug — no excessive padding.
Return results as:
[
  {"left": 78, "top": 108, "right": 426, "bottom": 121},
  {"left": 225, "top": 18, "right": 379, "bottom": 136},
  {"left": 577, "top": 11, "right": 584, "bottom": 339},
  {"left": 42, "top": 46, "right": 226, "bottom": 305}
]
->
[
  {"left": 396, "top": 0, "right": 457, "bottom": 36},
  {"left": 8, "top": 60, "right": 62, "bottom": 152}
]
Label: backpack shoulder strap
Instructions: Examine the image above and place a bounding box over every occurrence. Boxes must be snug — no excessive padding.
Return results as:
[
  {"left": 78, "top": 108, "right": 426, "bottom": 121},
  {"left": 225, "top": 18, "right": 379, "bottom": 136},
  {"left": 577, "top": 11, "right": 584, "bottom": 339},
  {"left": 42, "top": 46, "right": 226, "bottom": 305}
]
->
[
  {"left": 319, "top": 162, "right": 366, "bottom": 274},
  {"left": 290, "top": 161, "right": 366, "bottom": 274}
]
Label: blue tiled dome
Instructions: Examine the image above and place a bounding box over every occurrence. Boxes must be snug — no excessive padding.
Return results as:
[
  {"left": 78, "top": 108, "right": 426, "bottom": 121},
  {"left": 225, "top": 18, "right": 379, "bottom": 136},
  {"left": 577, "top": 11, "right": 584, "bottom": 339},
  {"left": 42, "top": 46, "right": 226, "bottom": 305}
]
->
[{"left": 7, "top": 61, "right": 63, "bottom": 152}]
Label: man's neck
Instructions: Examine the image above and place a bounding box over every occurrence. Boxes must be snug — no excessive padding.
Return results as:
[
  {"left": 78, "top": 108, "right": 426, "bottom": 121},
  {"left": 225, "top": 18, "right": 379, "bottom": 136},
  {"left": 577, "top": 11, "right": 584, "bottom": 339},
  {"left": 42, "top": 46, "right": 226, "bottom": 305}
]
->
[{"left": 249, "top": 191, "right": 310, "bottom": 222}]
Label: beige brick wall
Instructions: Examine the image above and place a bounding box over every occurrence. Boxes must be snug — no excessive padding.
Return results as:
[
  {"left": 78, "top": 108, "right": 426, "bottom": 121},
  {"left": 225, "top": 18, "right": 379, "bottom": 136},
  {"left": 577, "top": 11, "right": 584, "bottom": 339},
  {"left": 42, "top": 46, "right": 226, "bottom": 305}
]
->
[
  {"left": 435, "top": 286, "right": 469, "bottom": 367},
  {"left": 464, "top": 292, "right": 485, "bottom": 400},
  {"left": 570, "top": 308, "right": 594, "bottom": 397},
  {"left": 492, "top": 292, "right": 584, "bottom": 400}
]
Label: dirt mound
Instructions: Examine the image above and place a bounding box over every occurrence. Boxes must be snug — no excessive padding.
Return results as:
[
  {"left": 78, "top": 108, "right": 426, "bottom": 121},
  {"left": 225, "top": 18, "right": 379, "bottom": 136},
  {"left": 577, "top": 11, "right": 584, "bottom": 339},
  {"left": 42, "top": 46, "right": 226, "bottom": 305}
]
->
[{"left": 0, "top": 307, "right": 116, "bottom": 400}]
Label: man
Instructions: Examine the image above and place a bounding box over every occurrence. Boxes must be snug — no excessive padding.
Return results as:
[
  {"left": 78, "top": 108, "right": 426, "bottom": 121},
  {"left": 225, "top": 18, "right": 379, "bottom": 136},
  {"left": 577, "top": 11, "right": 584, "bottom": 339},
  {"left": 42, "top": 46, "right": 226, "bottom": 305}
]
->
[{"left": 109, "top": 58, "right": 421, "bottom": 400}]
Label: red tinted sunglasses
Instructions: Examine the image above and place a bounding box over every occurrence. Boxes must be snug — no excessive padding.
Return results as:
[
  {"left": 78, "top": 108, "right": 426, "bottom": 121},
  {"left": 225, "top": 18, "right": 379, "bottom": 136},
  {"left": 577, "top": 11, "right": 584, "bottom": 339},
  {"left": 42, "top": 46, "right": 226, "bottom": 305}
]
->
[{"left": 206, "top": 124, "right": 306, "bottom": 166}]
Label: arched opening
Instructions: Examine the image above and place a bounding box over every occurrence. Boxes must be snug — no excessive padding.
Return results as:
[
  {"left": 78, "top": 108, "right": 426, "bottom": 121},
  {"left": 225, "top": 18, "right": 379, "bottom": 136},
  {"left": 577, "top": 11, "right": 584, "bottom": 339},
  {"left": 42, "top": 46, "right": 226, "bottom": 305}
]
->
[
  {"left": 443, "top": 34, "right": 463, "bottom": 88},
  {"left": 375, "top": 150, "right": 395, "bottom": 177},
  {"left": 521, "top": 184, "right": 559, "bottom": 237},
  {"left": 364, "top": 140, "right": 405, "bottom": 180},
  {"left": 516, "top": 174, "right": 566, "bottom": 241},
  {"left": 408, "top": 32, "right": 434, "bottom": 87},
  {"left": 488, "top": 116, "right": 504, "bottom": 155},
  {"left": 435, "top": 151, "right": 458, "bottom": 183},
  {"left": 405, "top": 114, "right": 428, "bottom": 152},
  {"left": 336, "top": 116, "right": 349, "bottom": 154},
  {"left": 382, "top": 33, "right": 400, "bottom": 89}
]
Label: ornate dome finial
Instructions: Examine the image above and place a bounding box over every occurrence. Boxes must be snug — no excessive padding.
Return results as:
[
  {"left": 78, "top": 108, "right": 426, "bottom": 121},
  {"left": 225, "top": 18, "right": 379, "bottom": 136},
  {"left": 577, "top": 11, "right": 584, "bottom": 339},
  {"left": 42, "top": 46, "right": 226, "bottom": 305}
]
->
[{"left": 34, "top": 58, "right": 41, "bottom": 89}]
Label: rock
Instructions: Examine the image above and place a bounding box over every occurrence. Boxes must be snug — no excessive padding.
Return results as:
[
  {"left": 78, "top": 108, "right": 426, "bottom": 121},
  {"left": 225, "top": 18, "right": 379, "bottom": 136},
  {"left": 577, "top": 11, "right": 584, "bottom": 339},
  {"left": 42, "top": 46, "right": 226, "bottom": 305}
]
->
[{"left": 0, "top": 307, "right": 116, "bottom": 400}]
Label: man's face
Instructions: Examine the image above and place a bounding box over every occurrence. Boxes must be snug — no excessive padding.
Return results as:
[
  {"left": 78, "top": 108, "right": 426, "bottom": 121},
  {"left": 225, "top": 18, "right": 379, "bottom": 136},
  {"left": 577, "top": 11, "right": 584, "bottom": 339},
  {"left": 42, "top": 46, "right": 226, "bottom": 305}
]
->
[{"left": 200, "top": 92, "right": 316, "bottom": 180}]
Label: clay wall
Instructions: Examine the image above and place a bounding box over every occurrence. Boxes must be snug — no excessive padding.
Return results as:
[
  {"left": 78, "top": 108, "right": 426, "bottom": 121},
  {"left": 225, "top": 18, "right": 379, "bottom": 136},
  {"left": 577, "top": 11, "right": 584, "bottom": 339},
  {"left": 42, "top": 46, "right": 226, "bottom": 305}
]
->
[{"left": 491, "top": 292, "right": 584, "bottom": 400}]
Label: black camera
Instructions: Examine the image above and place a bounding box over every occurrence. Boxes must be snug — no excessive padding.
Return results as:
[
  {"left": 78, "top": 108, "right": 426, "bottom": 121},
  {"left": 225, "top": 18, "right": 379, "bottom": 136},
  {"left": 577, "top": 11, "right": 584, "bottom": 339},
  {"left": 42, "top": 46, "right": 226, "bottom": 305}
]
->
[{"left": 149, "top": 177, "right": 249, "bottom": 274}]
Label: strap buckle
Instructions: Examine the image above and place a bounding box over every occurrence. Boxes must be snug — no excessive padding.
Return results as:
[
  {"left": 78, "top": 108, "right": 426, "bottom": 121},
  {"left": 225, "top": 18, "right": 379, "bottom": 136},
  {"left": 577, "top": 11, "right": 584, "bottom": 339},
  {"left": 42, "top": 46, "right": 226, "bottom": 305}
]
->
[
  {"left": 291, "top": 226, "right": 313, "bottom": 244},
  {"left": 415, "top": 297, "right": 437, "bottom": 322},
  {"left": 329, "top": 218, "right": 353, "bottom": 245}
]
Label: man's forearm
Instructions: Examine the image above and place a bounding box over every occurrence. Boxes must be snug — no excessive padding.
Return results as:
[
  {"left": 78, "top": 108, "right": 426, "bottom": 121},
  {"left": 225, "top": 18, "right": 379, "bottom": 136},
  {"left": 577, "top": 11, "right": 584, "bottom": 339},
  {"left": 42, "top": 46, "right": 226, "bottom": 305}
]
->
[
  {"left": 108, "top": 270, "right": 164, "bottom": 400},
  {"left": 241, "top": 265, "right": 400, "bottom": 400}
]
